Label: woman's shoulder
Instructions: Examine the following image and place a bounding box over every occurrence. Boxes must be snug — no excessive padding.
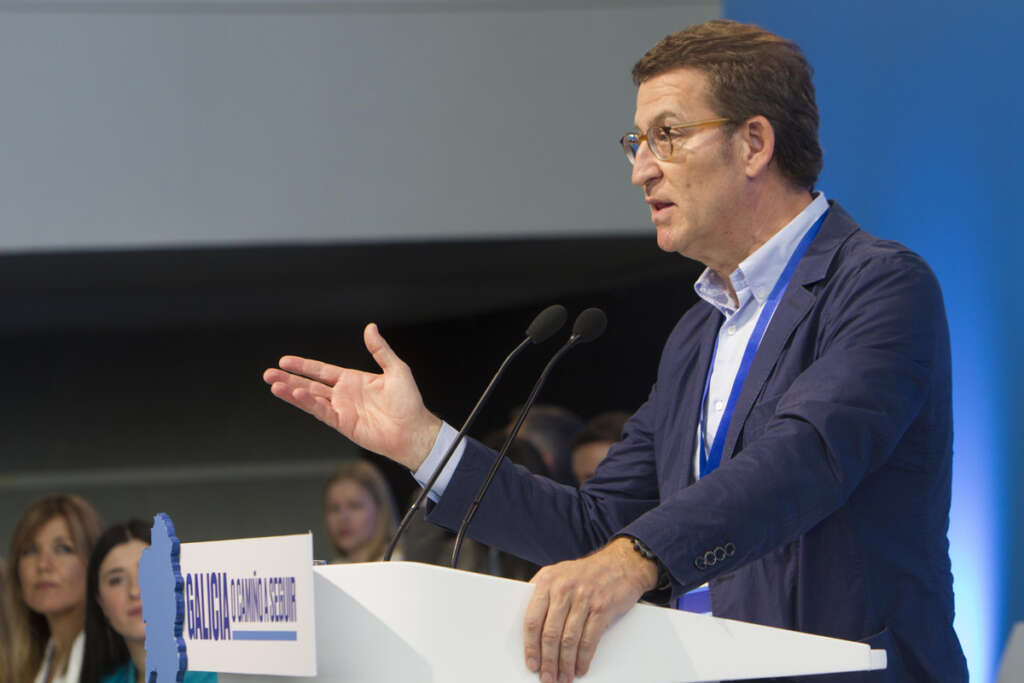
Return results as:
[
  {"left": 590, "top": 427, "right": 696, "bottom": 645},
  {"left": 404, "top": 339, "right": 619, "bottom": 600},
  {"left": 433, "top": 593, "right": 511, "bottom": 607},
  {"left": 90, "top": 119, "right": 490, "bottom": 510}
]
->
[
  {"left": 184, "top": 671, "right": 218, "bottom": 683},
  {"left": 41, "top": 631, "right": 87, "bottom": 683}
]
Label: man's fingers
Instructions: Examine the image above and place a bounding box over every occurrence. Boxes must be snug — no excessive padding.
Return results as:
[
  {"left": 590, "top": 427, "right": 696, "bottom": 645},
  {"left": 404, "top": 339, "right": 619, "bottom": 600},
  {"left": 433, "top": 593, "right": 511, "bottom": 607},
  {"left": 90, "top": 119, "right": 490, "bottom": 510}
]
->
[
  {"left": 303, "top": 393, "right": 340, "bottom": 430},
  {"left": 268, "top": 381, "right": 315, "bottom": 414},
  {"left": 558, "top": 602, "right": 590, "bottom": 683},
  {"left": 363, "top": 323, "right": 406, "bottom": 374},
  {"left": 268, "top": 383, "right": 338, "bottom": 429},
  {"left": 573, "top": 609, "right": 611, "bottom": 678},
  {"left": 523, "top": 584, "right": 550, "bottom": 674},
  {"left": 538, "top": 590, "right": 572, "bottom": 683},
  {"left": 263, "top": 368, "right": 334, "bottom": 400},
  {"left": 277, "top": 355, "right": 344, "bottom": 386}
]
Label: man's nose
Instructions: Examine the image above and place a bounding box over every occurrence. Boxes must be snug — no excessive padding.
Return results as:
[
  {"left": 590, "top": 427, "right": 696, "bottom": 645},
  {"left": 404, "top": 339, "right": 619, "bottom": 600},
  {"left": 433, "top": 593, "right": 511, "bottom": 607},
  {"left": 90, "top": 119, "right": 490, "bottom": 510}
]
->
[{"left": 630, "top": 142, "right": 661, "bottom": 188}]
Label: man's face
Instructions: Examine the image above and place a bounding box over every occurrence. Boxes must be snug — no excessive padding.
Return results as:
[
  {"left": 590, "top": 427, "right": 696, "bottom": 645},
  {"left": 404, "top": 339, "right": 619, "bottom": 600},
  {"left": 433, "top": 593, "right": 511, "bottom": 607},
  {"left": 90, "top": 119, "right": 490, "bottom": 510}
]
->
[{"left": 631, "top": 68, "right": 744, "bottom": 265}]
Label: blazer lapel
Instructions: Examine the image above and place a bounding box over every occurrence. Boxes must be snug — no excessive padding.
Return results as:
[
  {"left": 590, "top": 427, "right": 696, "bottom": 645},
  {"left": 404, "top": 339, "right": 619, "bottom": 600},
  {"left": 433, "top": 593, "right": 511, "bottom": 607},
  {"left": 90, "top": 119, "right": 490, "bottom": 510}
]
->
[{"left": 720, "top": 202, "right": 860, "bottom": 462}]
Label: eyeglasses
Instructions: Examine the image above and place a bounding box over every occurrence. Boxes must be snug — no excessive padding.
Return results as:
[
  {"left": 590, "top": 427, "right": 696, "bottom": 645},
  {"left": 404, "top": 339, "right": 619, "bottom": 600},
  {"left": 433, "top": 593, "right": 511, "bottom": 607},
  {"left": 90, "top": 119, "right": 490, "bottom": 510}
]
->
[{"left": 619, "top": 117, "right": 732, "bottom": 164}]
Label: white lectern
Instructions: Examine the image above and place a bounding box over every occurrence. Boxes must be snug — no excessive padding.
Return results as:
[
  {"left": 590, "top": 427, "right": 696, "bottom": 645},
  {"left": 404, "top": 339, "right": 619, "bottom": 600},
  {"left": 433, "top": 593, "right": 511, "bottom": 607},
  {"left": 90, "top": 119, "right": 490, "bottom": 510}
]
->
[{"left": 220, "top": 561, "right": 885, "bottom": 683}]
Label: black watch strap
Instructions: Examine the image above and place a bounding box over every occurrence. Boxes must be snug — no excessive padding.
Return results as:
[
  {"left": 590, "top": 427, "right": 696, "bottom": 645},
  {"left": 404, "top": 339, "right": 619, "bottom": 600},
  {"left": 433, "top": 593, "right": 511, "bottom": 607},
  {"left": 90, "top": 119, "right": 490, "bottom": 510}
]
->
[{"left": 627, "top": 536, "right": 672, "bottom": 602}]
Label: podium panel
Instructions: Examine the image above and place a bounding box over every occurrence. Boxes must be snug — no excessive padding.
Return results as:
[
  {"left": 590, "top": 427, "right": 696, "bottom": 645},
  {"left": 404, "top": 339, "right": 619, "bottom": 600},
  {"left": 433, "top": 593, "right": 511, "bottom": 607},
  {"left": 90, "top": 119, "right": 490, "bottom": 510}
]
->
[{"left": 220, "top": 561, "right": 885, "bottom": 683}]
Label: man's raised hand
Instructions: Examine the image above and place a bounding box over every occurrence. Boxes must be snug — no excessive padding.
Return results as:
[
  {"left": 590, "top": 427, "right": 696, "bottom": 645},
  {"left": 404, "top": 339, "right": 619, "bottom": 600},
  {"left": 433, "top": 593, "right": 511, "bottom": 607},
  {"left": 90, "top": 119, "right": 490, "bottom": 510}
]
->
[{"left": 262, "top": 323, "right": 441, "bottom": 471}]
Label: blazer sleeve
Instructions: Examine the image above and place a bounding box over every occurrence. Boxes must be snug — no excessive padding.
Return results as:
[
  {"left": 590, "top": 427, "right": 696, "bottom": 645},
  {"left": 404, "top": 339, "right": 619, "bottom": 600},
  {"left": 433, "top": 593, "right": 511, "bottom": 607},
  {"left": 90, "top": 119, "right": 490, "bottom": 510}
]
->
[{"left": 424, "top": 388, "right": 663, "bottom": 566}]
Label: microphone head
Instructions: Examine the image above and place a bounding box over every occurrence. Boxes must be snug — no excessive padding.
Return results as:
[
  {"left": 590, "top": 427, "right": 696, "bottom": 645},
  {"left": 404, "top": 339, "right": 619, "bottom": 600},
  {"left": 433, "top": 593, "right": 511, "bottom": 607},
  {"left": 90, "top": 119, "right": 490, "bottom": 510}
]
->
[
  {"left": 526, "top": 304, "right": 568, "bottom": 343},
  {"left": 572, "top": 307, "right": 607, "bottom": 343}
]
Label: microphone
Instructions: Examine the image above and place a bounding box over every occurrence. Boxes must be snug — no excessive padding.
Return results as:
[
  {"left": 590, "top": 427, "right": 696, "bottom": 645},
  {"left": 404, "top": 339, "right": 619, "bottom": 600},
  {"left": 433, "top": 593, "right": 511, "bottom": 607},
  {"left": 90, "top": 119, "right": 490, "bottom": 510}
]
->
[
  {"left": 449, "top": 307, "right": 607, "bottom": 568},
  {"left": 383, "top": 304, "right": 567, "bottom": 561}
]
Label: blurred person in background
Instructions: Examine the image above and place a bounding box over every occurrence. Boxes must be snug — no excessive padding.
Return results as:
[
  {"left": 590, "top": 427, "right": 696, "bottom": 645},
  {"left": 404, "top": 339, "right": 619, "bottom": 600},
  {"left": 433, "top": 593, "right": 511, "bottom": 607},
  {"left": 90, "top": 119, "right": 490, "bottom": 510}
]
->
[
  {"left": 2, "top": 558, "right": 13, "bottom": 683},
  {"left": 404, "top": 428, "right": 549, "bottom": 577},
  {"left": 401, "top": 486, "right": 489, "bottom": 573},
  {"left": 485, "top": 431, "right": 549, "bottom": 581},
  {"left": 6, "top": 494, "right": 103, "bottom": 683},
  {"left": 81, "top": 520, "right": 215, "bottom": 683},
  {"left": 509, "top": 404, "right": 583, "bottom": 486},
  {"left": 498, "top": 430, "right": 551, "bottom": 481},
  {"left": 323, "top": 459, "right": 401, "bottom": 562},
  {"left": 571, "top": 412, "right": 632, "bottom": 485}
]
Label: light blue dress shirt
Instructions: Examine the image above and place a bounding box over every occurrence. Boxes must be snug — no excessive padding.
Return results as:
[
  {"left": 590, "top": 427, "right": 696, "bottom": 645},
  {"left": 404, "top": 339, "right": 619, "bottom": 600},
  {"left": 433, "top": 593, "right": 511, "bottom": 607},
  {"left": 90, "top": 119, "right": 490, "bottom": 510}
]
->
[{"left": 690, "top": 191, "right": 828, "bottom": 480}]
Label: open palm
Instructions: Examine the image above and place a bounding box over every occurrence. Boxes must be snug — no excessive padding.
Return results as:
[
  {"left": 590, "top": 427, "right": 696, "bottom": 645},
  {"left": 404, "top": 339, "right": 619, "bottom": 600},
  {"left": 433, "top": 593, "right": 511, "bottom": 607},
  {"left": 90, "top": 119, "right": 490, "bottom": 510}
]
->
[{"left": 263, "top": 323, "right": 440, "bottom": 470}]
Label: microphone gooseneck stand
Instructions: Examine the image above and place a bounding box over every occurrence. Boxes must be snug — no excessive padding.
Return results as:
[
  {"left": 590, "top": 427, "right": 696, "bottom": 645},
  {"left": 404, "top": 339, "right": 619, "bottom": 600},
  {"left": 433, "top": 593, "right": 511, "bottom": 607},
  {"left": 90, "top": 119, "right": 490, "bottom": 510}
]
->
[
  {"left": 382, "top": 304, "right": 567, "bottom": 561},
  {"left": 450, "top": 308, "right": 607, "bottom": 568}
]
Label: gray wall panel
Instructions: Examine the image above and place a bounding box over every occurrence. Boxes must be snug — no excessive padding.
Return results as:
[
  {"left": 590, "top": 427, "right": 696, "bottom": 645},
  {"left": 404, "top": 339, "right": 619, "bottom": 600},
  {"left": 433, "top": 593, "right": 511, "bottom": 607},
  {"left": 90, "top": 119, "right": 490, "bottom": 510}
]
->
[{"left": 1, "top": 2, "right": 720, "bottom": 252}]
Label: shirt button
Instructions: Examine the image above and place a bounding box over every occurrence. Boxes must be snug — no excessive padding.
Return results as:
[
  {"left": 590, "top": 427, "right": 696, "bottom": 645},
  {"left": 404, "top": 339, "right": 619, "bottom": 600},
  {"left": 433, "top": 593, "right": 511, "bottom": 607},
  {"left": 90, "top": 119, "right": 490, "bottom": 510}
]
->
[
  {"left": 714, "top": 400, "right": 724, "bottom": 411},
  {"left": 727, "top": 326, "right": 737, "bottom": 336},
  {"left": 756, "top": 288, "right": 767, "bottom": 298}
]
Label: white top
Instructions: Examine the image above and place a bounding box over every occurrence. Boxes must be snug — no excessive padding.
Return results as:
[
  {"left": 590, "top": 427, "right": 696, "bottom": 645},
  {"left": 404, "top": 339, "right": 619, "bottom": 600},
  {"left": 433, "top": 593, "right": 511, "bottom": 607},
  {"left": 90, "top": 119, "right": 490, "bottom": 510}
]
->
[{"left": 33, "top": 630, "right": 85, "bottom": 683}]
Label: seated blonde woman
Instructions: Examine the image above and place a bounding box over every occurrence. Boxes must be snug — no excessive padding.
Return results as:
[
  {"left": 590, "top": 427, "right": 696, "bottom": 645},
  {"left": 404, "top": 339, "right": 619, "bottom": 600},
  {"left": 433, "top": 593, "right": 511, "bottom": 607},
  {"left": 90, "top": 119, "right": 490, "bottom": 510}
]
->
[
  {"left": 2, "top": 558, "right": 13, "bottom": 683},
  {"left": 7, "top": 494, "right": 103, "bottom": 683},
  {"left": 322, "top": 459, "right": 401, "bottom": 563}
]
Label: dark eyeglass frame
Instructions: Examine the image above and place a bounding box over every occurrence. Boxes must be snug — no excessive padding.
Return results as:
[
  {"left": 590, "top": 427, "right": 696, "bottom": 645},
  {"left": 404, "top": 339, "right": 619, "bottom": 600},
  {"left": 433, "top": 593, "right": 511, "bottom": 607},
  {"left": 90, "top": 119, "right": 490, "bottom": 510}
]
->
[{"left": 619, "top": 117, "right": 732, "bottom": 163}]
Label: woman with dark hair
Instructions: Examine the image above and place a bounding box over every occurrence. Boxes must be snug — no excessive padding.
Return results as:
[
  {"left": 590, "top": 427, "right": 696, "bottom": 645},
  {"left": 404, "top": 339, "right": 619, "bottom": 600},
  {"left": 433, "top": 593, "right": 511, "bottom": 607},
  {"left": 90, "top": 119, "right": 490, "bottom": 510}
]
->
[
  {"left": 81, "top": 521, "right": 214, "bottom": 683},
  {"left": 6, "top": 493, "right": 104, "bottom": 683}
]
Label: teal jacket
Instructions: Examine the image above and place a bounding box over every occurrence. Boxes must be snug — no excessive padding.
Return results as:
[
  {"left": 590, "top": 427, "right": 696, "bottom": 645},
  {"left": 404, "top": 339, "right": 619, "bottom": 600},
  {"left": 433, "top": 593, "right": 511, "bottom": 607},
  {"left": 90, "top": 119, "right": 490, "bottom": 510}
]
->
[{"left": 100, "top": 661, "right": 217, "bottom": 683}]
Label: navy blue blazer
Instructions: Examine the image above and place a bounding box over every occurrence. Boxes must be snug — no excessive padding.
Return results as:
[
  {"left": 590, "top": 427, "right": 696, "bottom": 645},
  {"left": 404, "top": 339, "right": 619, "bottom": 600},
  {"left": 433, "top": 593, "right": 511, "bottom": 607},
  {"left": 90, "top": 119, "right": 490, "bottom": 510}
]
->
[{"left": 427, "top": 202, "right": 968, "bottom": 681}]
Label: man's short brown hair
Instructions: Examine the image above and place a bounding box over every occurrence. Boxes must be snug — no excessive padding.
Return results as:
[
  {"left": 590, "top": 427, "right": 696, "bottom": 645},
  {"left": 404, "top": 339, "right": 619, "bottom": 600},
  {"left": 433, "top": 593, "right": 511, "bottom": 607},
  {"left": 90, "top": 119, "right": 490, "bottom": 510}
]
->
[{"left": 632, "top": 20, "right": 823, "bottom": 190}]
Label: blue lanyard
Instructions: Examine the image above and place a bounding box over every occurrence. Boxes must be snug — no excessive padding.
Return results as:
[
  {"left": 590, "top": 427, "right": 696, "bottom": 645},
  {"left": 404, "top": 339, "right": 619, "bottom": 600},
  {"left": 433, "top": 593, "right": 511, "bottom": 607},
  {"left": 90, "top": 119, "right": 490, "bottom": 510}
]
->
[{"left": 698, "top": 210, "right": 827, "bottom": 479}]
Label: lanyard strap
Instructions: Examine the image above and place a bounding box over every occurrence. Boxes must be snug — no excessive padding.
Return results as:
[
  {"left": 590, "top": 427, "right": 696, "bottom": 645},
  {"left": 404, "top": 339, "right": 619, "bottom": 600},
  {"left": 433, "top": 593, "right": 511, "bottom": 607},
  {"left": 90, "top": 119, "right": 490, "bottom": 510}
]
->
[{"left": 698, "top": 210, "right": 827, "bottom": 478}]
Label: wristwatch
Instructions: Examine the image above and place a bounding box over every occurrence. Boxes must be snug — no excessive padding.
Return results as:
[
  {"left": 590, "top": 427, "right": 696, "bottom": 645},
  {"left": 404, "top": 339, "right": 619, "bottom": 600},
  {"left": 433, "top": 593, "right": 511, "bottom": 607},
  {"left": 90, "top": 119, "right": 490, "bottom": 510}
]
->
[{"left": 627, "top": 536, "right": 672, "bottom": 604}]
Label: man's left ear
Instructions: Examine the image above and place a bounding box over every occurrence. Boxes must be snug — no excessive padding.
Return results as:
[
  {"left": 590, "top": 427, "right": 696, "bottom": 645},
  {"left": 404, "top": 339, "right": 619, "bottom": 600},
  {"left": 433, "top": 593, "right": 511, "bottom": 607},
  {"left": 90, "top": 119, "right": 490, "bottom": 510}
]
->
[{"left": 738, "top": 115, "right": 775, "bottom": 179}]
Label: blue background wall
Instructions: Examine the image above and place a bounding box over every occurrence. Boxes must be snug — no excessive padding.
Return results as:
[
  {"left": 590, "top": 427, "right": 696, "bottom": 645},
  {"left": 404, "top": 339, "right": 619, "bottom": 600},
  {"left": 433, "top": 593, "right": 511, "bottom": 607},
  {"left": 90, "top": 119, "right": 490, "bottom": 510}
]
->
[{"left": 726, "top": 1, "right": 1022, "bottom": 679}]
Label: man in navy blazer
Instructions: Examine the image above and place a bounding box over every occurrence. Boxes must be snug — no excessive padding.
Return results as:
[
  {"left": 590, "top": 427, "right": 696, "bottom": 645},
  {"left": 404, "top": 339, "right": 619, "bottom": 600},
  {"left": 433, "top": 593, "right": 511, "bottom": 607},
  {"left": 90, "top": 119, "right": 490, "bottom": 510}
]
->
[{"left": 266, "top": 19, "right": 967, "bottom": 683}]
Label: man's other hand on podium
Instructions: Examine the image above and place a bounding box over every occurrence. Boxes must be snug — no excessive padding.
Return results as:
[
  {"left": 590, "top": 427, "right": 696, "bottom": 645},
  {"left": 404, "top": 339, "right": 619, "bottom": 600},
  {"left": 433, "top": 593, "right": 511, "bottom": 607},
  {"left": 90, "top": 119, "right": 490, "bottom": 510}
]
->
[{"left": 524, "top": 536, "right": 659, "bottom": 683}]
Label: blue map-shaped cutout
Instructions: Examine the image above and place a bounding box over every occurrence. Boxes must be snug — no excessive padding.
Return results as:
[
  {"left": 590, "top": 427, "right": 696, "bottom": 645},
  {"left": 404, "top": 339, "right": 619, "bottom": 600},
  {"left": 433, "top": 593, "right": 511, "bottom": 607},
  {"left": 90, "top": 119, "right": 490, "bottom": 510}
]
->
[{"left": 140, "top": 513, "right": 188, "bottom": 683}]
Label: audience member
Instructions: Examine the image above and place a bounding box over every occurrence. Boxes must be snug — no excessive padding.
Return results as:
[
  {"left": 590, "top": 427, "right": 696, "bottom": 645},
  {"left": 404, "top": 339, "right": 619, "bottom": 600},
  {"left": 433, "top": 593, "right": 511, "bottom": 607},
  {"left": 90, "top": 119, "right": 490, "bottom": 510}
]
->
[
  {"left": 571, "top": 411, "right": 632, "bottom": 484},
  {"left": 510, "top": 404, "right": 583, "bottom": 486},
  {"left": 499, "top": 431, "right": 551, "bottom": 479},
  {"left": 81, "top": 520, "right": 215, "bottom": 683},
  {"left": 400, "top": 490, "right": 490, "bottom": 573},
  {"left": 403, "top": 429, "right": 547, "bottom": 577},
  {"left": 323, "top": 459, "right": 401, "bottom": 562},
  {"left": 6, "top": 494, "right": 103, "bottom": 683},
  {"left": 2, "top": 557, "right": 13, "bottom": 683},
  {"left": 485, "top": 430, "right": 547, "bottom": 580}
]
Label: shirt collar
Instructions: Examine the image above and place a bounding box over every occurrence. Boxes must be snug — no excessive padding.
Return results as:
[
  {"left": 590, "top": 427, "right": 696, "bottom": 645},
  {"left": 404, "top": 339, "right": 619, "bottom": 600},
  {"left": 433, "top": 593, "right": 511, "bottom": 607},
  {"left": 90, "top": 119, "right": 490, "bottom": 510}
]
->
[{"left": 694, "top": 191, "right": 829, "bottom": 317}]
